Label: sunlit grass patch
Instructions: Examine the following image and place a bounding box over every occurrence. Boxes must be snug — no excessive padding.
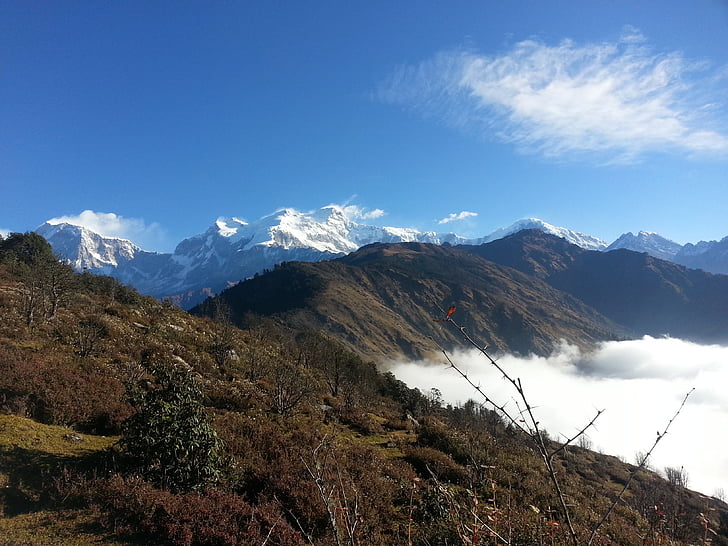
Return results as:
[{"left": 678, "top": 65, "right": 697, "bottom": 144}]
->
[
  {"left": 0, "top": 508, "right": 139, "bottom": 545},
  {"left": 0, "top": 414, "right": 118, "bottom": 456}
]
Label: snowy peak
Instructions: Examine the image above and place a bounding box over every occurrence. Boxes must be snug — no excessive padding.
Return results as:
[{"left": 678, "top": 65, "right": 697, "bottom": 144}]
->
[
  {"left": 34, "top": 204, "right": 728, "bottom": 308},
  {"left": 674, "top": 236, "right": 728, "bottom": 275},
  {"left": 483, "top": 218, "right": 608, "bottom": 251},
  {"left": 607, "top": 231, "right": 682, "bottom": 261},
  {"left": 215, "top": 217, "right": 248, "bottom": 238},
  {"left": 200, "top": 206, "right": 358, "bottom": 254},
  {"left": 197, "top": 205, "right": 471, "bottom": 256},
  {"left": 35, "top": 222, "right": 142, "bottom": 272},
  {"left": 262, "top": 206, "right": 358, "bottom": 253}
]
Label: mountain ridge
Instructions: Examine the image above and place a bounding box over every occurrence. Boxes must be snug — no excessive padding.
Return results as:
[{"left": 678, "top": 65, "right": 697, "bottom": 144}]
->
[
  {"left": 30, "top": 205, "right": 728, "bottom": 306},
  {"left": 459, "top": 229, "right": 728, "bottom": 345},
  {"left": 194, "top": 240, "right": 629, "bottom": 359}
]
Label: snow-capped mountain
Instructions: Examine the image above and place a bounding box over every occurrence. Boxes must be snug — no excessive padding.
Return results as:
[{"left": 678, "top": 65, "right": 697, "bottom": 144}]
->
[
  {"left": 34, "top": 205, "right": 727, "bottom": 308},
  {"left": 36, "top": 206, "right": 480, "bottom": 307},
  {"left": 164, "top": 206, "right": 477, "bottom": 306},
  {"left": 35, "top": 222, "right": 145, "bottom": 273},
  {"left": 674, "top": 236, "right": 728, "bottom": 275},
  {"left": 480, "top": 218, "right": 607, "bottom": 251},
  {"left": 606, "top": 231, "right": 728, "bottom": 275},
  {"left": 606, "top": 231, "right": 682, "bottom": 261},
  {"left": 204, "top": 206, "right": 470, "bottom": 253}
]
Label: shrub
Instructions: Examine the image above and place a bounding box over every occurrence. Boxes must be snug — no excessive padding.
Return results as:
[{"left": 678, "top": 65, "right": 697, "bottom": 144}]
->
[
  {"left": 118, "top": 362, "right": 223, "bottom": 493},
  {"left": 0, "top": 347, "right": 130, "bottom": 432},
  {"left": 91, "top": 474, "right": 304, "bottom": 545},
  {"left": 404, "top": 445, "right": 470, "bottom": 485}
]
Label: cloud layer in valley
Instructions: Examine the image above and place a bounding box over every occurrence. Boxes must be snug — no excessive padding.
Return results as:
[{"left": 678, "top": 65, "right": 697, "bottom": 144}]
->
[
  {"left": 378, "top": 28, "right": 728, "bottom": 162},
  {"left": 388, "top": 336, "right": 728, "bottom": 498},
  {"left": 47, "top": 210, "right": 169, "bottom": 251}
]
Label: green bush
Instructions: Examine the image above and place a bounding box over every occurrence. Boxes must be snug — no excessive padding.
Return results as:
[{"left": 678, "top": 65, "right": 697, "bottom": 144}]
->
[{"left": 118, "top": 362, "right": 223, "bottom": 493}]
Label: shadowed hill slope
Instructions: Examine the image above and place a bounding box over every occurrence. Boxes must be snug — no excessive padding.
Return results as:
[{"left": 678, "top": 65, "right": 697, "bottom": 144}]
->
[
  {"left": 196, "top": 242, "right": 627, "bottom": 359},
  {"left": 459, "top": 229, "right": 728, "bottom": 344}
]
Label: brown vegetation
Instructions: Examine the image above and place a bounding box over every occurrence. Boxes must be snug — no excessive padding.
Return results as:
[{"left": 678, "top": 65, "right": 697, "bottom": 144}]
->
[{"left": 0, "top": 233, "right": 726, "bottom": 545}]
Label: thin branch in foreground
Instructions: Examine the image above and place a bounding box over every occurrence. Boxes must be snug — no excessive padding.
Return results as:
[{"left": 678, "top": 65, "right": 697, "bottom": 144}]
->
[
  {"left": 585, "top": 387, "right": 695, "bottom": 546},
  {"left": 432, "top": 310, "right": 694, "bottom": 546}
]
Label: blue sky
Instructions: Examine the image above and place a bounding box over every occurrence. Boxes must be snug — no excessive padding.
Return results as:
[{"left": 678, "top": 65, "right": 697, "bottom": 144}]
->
[{"left": 2, "top": 1, "right": 727, "bottom": 252}]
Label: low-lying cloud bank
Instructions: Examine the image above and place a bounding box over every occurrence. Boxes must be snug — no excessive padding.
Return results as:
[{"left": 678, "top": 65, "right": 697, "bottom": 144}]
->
[{"left": 388, "top": 336, "right": 728, "bottom": 498}]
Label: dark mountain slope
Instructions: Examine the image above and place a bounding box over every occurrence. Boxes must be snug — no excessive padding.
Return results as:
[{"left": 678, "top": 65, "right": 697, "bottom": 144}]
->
[
  {"left": 458, "top": 228, "right": 586, "bottom": 279},
  {"left": 460, "top": 230, "right": 728, "bottom": 344},
  {"left": 196, "top": 242, "right": 627, "bottom": 359}
]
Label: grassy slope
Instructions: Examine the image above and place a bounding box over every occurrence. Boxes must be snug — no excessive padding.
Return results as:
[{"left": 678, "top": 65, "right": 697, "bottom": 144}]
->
[{"left": 0, "top": 414, "right": 129, "bottom": 546}]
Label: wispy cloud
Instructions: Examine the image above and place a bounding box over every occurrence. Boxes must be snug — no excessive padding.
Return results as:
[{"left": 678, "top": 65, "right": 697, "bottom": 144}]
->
[
  {"left": 378, "top": 29, "right": 728, "bottom": 162},
  {"left": 388, "top": 336, "right": 728, "bottom": 498},
  {"left": 335, "top": 204, "right": 386, "bottom": 221},
  {"left": 438, "top": 211, "right": 478, "bottom": 224},
  {"left": 47, "top": 210, "right": 169, "bottom": 251}
]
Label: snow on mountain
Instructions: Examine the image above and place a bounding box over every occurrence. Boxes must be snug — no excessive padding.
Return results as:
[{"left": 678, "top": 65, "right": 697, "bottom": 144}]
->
[
  {"left": 676, "top": 239, "right": 717, "bottom": 258},
  {"left": 606, "top": 231, "right": 682, "bottom": 261},
  {"left": 206, "top": 206, "right": 470, "bottom": 254},
  {"left": 35, "top": 222, "right": 143, "bottom": 273},
  {"left": 674, "top": 236, "right": 728, "bottom": 275},
  {"left": 37, "top": 204, "right": 726, "bottom": 308},
  {"left": 482, "top": 218, "right": 608, "bottom": 251}
]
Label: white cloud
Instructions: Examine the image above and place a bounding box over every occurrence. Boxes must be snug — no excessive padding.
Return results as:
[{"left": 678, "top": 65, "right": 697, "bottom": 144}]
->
[
  {"left": 335, "top": 204, "right": 386, "bottom": 221},
  {"left": 378, "top": 30, "right": 728, "bottom": 161},
  {"left": 388, "top": 336, "right": 728, "bottom": 498},
  {"left": 438, "top": 211, "right": 478, "bottom": 224},
  {"left": 47, "top": 210, "right": 169, "bottom": 251}
]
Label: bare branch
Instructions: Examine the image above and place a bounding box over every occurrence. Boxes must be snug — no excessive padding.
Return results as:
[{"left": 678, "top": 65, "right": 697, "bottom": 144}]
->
[
  {"left": 436, "top": 315, "right": 582, "bottom": 545},
  {"left": 585, "top": 388, "right": 694, "bottom": 545},
  {"left": 550, "top": 409, "right": 604, "bottom": 459}
]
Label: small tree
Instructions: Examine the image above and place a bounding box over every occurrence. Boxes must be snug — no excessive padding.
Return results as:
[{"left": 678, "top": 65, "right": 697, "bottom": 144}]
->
[
  {"left": 118, "top": 362, "right": 223, "bottom": 492},
  {"left": 0, "top": 232, "right": 73, "bottom": 326},
  {"left": 664, "top": 466, "right": 689, "bottom": 488}
]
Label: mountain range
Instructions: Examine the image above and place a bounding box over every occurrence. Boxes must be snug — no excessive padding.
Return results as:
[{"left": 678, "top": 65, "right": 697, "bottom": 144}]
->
[
  {"left": 32, "top": 205, "right": 728, "bottom": 308},
  {"left": 192, "top": 230, "right": 728, "bottom": 359}
]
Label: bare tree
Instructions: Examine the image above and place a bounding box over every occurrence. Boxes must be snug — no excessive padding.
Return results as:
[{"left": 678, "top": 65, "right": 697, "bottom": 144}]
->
[
  {"left": 301, "top": 436, "right": 361, "bottom": 546},
  {"left": 269, "top": 359, "right": 317, "bottom": 416},
  {"left": 665, "top": 466, "right": 690, "bottom": 488}
]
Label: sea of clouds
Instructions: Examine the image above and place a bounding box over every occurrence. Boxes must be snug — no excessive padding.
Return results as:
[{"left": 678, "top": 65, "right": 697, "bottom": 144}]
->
[{"left": 388, "top": 336, "right": 728, "bottom": 498}]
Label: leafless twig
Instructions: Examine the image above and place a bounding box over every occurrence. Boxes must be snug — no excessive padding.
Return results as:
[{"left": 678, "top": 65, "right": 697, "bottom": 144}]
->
[
  {"left": 585, "top": 388, "right": 694, "bottom": 545},
  {"left": 433, "top": 308, "right": 694, "bottom": 546}
]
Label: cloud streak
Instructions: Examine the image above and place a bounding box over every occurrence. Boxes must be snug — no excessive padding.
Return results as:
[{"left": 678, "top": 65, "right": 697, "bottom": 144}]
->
[
  {"left": 47, "top": 210, "right": 169, "bottom": 251},
  {"left": 334, "top": 204, "right": 386, "bottom": 221},
  {"left": 388, "top": 336, "right": 728, "bottom": 498},
  {"left": 438, "top": 211, "right": 478, "bottom": 224},
  {"left": 378, "top": 29, "right": 728, "bottom": 162}
]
